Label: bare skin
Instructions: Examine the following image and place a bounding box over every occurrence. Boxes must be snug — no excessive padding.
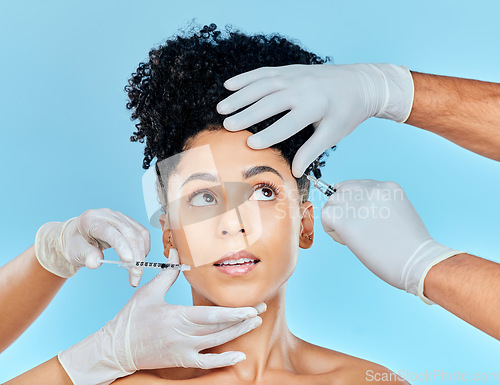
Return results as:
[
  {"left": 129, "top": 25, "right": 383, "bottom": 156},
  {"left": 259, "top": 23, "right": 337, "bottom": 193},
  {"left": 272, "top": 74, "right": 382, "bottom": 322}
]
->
[
  {"left": 4, "top": 357, "right": 72, "bottom": 385},
  {"left": 406, "top": 72, "right": 500, "bottom": 162},
  {"left": 0, "top": 245, "right": 66, "bottom": 353},
  {"left": 113, "top": 129, "right": 408, "bottom": 385},
  {"left": 114, "top": 343, "right": 406, "bottom": 385},
  {"left": 424, "top": 253, "right": 500, "bottom": 340}
]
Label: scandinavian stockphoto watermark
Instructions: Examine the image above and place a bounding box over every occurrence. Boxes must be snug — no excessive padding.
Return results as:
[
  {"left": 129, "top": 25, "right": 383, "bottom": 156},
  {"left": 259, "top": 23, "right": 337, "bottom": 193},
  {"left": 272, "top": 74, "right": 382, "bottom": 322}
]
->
[
  {"left": 308, "top": 182, "right": 406, "bottom": 221},
  {"left": 271, "top": 182, "right": 407, "bottom": 221},
  {"left": 366, "top": 369, "right": 499, "bottom": 383}
]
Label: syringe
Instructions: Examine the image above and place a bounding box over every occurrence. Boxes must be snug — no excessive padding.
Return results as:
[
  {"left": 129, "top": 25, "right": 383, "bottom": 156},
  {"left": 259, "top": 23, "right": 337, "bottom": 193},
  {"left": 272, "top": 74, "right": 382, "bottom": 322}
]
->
[
  {"left": 306, "top": 174, "right": 345, "bottom": 245},
  {"left": 306, "top": 174, "right": 336, "bottom": 197},
  {"left": 100, "top": 260, "right": 191, "bottom": 271}
]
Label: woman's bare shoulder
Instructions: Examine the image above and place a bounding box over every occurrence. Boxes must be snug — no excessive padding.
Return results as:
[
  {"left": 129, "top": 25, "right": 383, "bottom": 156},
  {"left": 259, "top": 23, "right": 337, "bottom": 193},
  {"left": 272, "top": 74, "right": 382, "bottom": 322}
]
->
[
  {"left": 291, "top": 338, "right": 409, "bottom": 384},
  {"left": 112, "top": 367, "right": 211, "bottom": 384},
  {"left": 112, "top": 371, "right": 169, "bottom": 385}
]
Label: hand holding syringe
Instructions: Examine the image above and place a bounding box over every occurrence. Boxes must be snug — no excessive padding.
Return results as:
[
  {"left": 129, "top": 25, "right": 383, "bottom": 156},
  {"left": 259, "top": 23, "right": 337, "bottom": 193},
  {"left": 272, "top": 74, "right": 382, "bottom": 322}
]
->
[
  {"left": 101, "top": 259, "right": 191, "bottom": 271},
  {"left": 35, "top": 208, "right": 152, "bottom": 286}
]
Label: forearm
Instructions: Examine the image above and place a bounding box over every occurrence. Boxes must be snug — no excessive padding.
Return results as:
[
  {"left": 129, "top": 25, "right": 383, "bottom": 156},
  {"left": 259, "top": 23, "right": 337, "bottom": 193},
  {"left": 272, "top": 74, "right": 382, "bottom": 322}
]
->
[
  {"left": 424, "top": 253, "right": 500, "bottom": 340},
  {"left": 0, "top": 245, "right": 66, "bottom": 352},
  {"left": 4, "top": 356, "right": 73, "bottom": 385},
  {"left": 406, "top": 72, "right": 500, "bottom": 161}
]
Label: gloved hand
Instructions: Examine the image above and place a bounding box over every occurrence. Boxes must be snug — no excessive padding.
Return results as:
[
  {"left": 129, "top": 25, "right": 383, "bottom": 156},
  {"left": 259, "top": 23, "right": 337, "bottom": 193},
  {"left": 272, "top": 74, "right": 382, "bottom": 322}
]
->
[
  {"left": 35, "top": 208, "right": 149, "bottom": 286},
  {"left": 320, "top": 180, "right": 463, "bottom": 304},
  {"left": 217, "top": 63, "right": 414, "bottom": 177},
  {"left": 58, "top": 248, "right": 265, "bottom": 385}
]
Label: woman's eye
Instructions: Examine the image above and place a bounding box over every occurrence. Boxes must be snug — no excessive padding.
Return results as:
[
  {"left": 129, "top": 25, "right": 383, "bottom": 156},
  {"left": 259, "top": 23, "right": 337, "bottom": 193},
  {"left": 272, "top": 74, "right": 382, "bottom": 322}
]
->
[
  {"left": 249, "top": 186, "right": 276, "bottom": 201},
  {"left": 190, "top": 191, "right": 217, "bottom": 207}
]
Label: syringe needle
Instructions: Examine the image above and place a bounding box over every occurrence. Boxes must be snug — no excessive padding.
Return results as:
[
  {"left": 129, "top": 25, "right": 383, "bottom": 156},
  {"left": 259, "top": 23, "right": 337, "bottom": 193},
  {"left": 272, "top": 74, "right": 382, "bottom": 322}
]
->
[
  {"left": 100, "top": 260, "right": 126, "bottom": 266},
  {"left": 306, "top": 174, "right": 336, "bottom": 197}
]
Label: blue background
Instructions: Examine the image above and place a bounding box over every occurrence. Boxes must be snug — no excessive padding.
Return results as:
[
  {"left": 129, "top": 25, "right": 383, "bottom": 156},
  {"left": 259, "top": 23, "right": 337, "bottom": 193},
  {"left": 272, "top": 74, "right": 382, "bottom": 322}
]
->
[{"left": 1, "top": 0, "right": 499, "bottom": 383}]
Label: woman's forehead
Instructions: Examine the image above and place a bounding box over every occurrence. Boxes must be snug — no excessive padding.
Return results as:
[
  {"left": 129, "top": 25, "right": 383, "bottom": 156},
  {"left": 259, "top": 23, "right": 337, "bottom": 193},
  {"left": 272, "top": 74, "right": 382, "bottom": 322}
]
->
[{"left": 176, "top": 129, "right": 291, "bottom": 179}]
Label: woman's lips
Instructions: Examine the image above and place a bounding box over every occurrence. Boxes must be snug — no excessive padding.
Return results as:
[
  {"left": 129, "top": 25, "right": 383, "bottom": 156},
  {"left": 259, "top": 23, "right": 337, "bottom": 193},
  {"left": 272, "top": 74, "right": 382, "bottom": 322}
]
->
[{"left": 213, "top": 250, "right": 261, "bottom": 276}]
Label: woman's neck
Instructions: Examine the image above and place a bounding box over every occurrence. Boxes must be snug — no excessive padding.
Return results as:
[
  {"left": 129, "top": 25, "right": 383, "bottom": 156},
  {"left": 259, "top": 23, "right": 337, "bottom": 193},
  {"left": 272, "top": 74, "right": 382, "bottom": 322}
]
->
[{"left": 192, "top": 284, "right": 297, "bottom": 383}]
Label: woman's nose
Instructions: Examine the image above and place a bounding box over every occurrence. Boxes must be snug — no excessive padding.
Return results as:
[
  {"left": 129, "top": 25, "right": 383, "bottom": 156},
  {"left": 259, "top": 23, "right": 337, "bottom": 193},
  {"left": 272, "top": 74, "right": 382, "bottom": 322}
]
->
[
  {"left": 217, "top": 208, "right": 246, "bottom": 237},
  {"left": 221, "top": 228, "right": 245, "bottom": 235}
]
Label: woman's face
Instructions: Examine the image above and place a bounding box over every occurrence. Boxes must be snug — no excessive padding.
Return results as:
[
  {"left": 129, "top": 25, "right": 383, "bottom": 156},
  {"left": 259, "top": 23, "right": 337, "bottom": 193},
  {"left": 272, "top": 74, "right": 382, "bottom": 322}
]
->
[{"left": 159, "top": 128, "right": 314, "bottom": 307}]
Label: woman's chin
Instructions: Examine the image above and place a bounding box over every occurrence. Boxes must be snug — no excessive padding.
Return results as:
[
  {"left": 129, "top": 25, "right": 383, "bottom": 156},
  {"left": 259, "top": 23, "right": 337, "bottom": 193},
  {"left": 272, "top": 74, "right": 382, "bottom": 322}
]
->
[{"left": 200, "top": 289, "right": 268, "bottom": 308}]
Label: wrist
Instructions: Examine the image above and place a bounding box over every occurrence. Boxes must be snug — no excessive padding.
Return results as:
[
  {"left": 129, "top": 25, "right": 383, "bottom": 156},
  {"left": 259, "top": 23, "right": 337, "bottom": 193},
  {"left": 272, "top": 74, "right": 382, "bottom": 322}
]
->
[
  {"left": 372, "top": 63, "right": 414, "bottom": 123},
  {"left": 422, "top": 253, "right": 467, "bottom": 304},
  {"left": 35, "top": 219, "right": 80, "bottom": 278},
  {"left": 403, "top": 239, "right": 463, "bottom": 304},
  {"left": 417, "top": 250, "right": 464, "bottom": 305},
  {"left": 59, "top": 324, "right": 134, "bottom": 385}
]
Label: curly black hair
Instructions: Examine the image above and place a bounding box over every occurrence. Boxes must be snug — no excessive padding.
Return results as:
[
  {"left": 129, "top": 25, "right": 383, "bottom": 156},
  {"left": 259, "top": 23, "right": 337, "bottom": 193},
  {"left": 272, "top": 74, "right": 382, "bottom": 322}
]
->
[{"left": 126, "top": 23, "right": 333, "bottom": 203}]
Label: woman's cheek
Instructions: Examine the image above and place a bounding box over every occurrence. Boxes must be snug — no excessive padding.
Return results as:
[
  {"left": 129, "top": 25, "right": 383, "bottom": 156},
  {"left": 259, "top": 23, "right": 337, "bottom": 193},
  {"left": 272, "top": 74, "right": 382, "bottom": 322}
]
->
[
  {"left": 257, "top": 201, "right": 297, "bottom": 252},
  {"left": 261, "top": 197, "right": 296, "bottom": 229},
  {"left": 171, "top": 228, "right": 196, "bottom": 266},
  {"left": 273, "top": 197, "right": 290, "bottom": 222}
]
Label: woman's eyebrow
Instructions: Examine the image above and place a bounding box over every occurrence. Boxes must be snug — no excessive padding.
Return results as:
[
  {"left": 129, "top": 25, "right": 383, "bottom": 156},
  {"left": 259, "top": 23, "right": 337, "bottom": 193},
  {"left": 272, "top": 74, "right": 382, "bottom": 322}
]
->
[
  {"left": 181, "top": 172, "right": 218, "bottom": 187},
  {"left": 242, "top": 165, "right": 283, "bottom": 181},
  {"left": 181, "top": 166, "right": 283, "bottom": 187}
]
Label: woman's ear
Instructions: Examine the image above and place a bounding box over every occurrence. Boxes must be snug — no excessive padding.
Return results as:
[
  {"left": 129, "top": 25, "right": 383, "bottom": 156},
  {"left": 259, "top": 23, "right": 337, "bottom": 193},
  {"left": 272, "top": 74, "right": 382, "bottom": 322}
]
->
[
  {"left": 299, "top": 201, "right": 314, "bottom": 249},
  {"left": 159, "top": 213, "right": 174, "bottom": 259}
]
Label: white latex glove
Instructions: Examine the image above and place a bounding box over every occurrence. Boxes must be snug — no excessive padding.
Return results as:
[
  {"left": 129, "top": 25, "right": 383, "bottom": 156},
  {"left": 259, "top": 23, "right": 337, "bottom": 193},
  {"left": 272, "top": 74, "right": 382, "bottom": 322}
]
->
[
  {"left": 320, "top": 180, "right": 463, "bottom": 304},
  {"left": 59, "top": 248, "right": 265, "bottom": 385},
  {"left": 35, "top": 208, "right": 149, "bottom": 286},
  {"left": 217, "top": 63, "right": 414, "bottom": 178}
]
